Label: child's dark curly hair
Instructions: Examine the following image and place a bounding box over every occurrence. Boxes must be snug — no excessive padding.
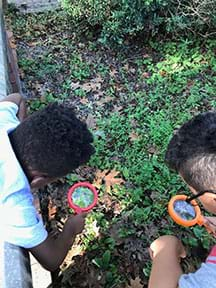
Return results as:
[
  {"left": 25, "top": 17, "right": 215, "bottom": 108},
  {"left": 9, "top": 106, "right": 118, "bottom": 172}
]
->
[
  {"left": 165, "top": 112, "right": 216, "bottom": 191},
  {"left": 10, "top": 102, "right": 95, "bottom": 178}
]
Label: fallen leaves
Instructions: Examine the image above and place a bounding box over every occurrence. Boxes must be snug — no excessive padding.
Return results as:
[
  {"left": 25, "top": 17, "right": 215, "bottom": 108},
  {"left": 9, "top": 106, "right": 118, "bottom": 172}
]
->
[
  {"left": 94, "top": 169, "right": 125, "bottom": 193},
  {"left": 48, "top": 197, "right": 57, "bottom": 220},
  {"left": 96, "top": 95, "right": 113, "bottom": 106},
  {"left": 159, "top": 70, "right": 167, "bottom": 77},
  {"left": 104, "top": 170, "right": 125, "bottom": 193},
  {"left": 129, "top": 131, "right": 139, "bottom": 141},
  {"left": 109, "top": 67, "right": 118, "bottom": 77},
  {"left": 71, "top": 75, "right": 103, "bottom": 93},
  {"left": 126, "top": 277, "right": 143, "bottom": 288},
  {"left": 86, "top": 114, "right": 97, "bottom": 129}
]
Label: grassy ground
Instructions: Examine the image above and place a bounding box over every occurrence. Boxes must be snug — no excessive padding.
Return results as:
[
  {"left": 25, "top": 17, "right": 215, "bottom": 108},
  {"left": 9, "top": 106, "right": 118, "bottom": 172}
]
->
[{"left": 6, "top": 6, "right": 216, "bottom": 288}]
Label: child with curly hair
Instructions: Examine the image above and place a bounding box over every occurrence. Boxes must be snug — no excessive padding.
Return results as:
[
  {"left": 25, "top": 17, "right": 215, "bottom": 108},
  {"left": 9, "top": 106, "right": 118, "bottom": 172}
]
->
[{"left": 0, "top": 93, "right": 95, "bottom": 271}]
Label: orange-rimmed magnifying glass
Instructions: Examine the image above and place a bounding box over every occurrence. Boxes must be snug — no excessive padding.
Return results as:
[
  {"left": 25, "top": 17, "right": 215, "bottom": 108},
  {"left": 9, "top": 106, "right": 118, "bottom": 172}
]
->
[
  {"left": 168, "top": 190, "right": 216, "bottom": 235},
  {"left": 168, "top": 195, "right": 205, "bottom": 227}
]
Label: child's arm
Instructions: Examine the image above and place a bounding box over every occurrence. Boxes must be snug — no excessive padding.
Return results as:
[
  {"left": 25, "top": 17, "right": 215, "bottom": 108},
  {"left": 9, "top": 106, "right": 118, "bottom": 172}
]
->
[
  {"left": 0, "top": 93, "right": 27, "bottom": 121},
  {"left": 29, "top": 213, "right": 86, "bottom": 271},
  {"left": 148, "top": 235, "right": 186, "bottom": 288}
]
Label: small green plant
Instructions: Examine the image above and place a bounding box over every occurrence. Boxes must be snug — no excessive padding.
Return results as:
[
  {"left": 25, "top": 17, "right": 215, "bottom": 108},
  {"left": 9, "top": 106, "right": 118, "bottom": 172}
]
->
[
  {"left": 28, "top": 93, "right": 57, "bottom": 112},
  {"left": 70, "top": 55, "right": 91, "bottom": 81},
  {"left": 92, "top": 250, "right": 111, "bottom": 270}
]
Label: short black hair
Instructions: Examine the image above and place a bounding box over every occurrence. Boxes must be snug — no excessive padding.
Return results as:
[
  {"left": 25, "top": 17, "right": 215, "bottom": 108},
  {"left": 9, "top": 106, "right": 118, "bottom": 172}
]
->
[
  {"left": 10, "top": 102, "right": 95, "bottom": 178},
  {"left": 165, "top": 112, "right": 216, "bottom": 191}
]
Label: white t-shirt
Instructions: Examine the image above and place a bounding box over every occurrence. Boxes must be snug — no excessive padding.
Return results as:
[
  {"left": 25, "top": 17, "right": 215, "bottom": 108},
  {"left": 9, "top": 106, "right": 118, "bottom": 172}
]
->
[{"left": 0, "top": 101, "right": 48, "bottom": 248}]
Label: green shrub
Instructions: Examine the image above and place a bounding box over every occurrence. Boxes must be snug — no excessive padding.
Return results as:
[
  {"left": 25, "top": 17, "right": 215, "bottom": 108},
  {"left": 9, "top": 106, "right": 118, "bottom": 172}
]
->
[
  {"left": 61, "top": 0, "right": 216, "bottom": 44},
  {"left": 60, "top": 0, "right": 172, "bottom": 44},
  {"left": 167, "top": 0, "right": 216, "bottom": 37}
]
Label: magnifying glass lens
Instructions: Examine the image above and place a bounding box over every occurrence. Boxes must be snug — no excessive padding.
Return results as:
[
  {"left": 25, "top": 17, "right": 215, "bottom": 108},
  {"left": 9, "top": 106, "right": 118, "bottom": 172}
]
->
[
  {"left": 72, "top": 187, "right": 94, "bottom": 208},
  {"left": 173, "top": 200, "right": 196, "bottom": 220}
]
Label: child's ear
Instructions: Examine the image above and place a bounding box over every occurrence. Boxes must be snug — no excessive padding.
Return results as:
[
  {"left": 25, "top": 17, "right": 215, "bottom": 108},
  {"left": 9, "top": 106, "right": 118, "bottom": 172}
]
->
[{"left": 30, "top": 175, "right": 48, "bottom": 189}]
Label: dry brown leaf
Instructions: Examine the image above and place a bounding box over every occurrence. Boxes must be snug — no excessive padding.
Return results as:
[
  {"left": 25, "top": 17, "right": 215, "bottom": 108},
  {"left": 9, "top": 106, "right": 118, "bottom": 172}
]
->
[
  {"left": 93, "top": 169, "right": 109, "bottom": 188},
  {"left": 27, "top": 41, "right": 39, "bottom": 47},
  {"left": 113, "top": 105, "right": 123, "bottom": 112},
  {"left": 126, "top": 277, "right": 143, "bottom": 288},
  {"left": 93, "top": 169, "right": 124, "bottom": 192},
  {"left": 19, "top": 68, "right": 25, "bottom": 79},
  {"left": 71, "top": 77, "right": 103, "bottom": 94},
  {"left": 109, "top": 68, "right": 118, "bottom": 77},
  {"left": 129, "top": 132, "right": 139, "bottom": 141},
  {"left": 71, "top": 81, "right": 80, "bottom": 90},
  {"left": 9, "top": 40, "right": 17, "bottom": 49},
  {"left": 104, "top": 169, "right": 125, "bottom": 193},
  {"left": 123, "top": 63, "right": 129, "bottom": 71},
  {"left": 102, "top": 193, "right": 112, "bottom": 208},
  {"left": 129, "top": 68, "right": 136, "bottom": 74},
  {"left": 142, "top": 72, "right": 150, "bottom": 78},
  {"left": 93, "top": 75, "right": 103, "bottom": 83},
  {"left": 159, "top": 70, "right": 167, "bottom": 77},
  {"left": 48, "top": 197, "right": 57, "bottom": 220},
  {"left": 86, "top": 114, "right": 96, "bottom": 129},
  {"left": 34, "top": 82, "right": 42, "bottom": 91},
  {"left": 82, "top": 81, "right": 101, "bottom": 92},
  {"left": 143, "top": 54, "right": 150, "bottom": 58},
  {"left": 80, "top": 98, "right": 89, "bottom": 104},
  {"left": 96, "top": 96, "right": 113, "bottom": 106},
  {"left": 81, "top": 82, "right": 93, "bottom": 92},
  {"left": 94, "top": 91, "right": 104, "bottom": 99},
  {"left": 113, "top": 202, "right": 121, "bottom": 215},
  {"left": 147, "top": 146, "right": 158, "bottom": 154}
]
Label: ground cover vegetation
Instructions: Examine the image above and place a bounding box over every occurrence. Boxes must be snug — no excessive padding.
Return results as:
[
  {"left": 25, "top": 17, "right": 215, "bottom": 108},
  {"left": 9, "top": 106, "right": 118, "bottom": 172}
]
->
[{"left": 6, "top": 3, "right": 216, "bottom": 287}]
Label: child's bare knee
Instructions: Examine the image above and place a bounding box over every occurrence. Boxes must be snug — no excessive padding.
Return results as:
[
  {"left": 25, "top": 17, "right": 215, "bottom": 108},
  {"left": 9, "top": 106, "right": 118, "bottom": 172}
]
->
[{"left": 149, "top": 235, "right": 185, "bottom": 259}]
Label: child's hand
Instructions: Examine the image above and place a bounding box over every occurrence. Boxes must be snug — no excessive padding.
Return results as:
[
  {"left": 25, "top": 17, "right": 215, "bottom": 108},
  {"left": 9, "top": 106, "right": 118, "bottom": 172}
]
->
[
  {"left": 149, "top": 235, "right": 186, "bottom": 260},
  {"left": 63, "top": 213, "right": 87, "bottom": 236},
  {"left": 203, "top": 216, "right": 216, "bottom": 237}
]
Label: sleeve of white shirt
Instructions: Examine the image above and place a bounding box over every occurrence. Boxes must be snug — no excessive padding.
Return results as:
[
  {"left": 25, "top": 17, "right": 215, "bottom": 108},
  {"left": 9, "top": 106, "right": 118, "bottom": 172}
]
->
[
  {"left": 1, "top": 190, "right": 48, "bottom": 249},
  {"left": 0, "top": 100, "right": 48, "bottom": 248},
  {"left": 1, "top": 181, "right": 48, "bottom": 249},
  {"left": 0, "top": 101, "right": 19, "bottom": 129}
]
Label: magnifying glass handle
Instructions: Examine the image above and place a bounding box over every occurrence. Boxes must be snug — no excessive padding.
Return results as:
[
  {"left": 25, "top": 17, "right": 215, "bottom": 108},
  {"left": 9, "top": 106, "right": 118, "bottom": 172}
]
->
[
  {"left": 197, "top": 215, "right": 205, "bottom": 226},
  {"left": 74, "top": 207, "right": 83, "bottom": 214}
]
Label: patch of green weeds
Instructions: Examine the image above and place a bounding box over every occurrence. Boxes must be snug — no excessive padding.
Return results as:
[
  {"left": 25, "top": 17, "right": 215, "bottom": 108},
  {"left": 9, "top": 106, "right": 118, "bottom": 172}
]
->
[
  {"left": 28, "top": 93, "right": 57, "bottom": 112},
  {"left": 70, "top": 54, "right": 91, "bottom": 81},
  {"left": 90, "top": 38, "right": 216, "bottom": 253}
]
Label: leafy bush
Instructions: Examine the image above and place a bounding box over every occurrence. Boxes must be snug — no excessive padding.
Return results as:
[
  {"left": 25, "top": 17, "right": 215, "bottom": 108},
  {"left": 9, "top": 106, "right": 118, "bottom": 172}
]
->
[
  {"left": 167, "top": 0, "right": 216, "bottom": 37},
  {"left": 61, "top": 0, "right": 216, "bottom": 44}
]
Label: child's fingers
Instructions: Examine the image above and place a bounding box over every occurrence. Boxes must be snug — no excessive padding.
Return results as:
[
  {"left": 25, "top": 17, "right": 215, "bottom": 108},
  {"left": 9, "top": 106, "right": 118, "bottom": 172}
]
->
[
  {"left": 148, "top": 247, "right": 154, "bottom": 260},
  {"left": 179, "top": 242, "right": 187, "bottom": 259}
]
